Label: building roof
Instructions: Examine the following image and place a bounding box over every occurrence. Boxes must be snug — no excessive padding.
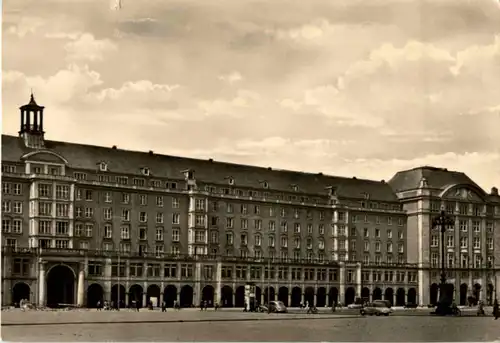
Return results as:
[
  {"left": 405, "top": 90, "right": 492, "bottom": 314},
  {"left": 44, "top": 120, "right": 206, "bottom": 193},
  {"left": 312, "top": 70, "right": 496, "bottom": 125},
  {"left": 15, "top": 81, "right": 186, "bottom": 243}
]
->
[
  {"left": 2, "top": 134, "right": 399, "bottom": 202},
  {"left": 388, "top": 166, "right": 485, "bottom": 194}
]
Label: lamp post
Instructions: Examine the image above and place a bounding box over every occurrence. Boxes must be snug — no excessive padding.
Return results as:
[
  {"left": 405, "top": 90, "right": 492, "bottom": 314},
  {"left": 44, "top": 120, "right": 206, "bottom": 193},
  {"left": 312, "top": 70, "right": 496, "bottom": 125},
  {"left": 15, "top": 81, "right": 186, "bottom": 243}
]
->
[{"left": 431, "top": 208, "right": 455, "bottom": 315}]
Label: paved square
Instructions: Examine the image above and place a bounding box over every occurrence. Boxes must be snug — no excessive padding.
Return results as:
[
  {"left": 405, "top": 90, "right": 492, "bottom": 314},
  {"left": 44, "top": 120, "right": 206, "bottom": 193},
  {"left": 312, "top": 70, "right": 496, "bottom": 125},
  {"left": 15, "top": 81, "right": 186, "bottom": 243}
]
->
[{"left": 2, "top": 308, "right": 500, "bottom": 341}]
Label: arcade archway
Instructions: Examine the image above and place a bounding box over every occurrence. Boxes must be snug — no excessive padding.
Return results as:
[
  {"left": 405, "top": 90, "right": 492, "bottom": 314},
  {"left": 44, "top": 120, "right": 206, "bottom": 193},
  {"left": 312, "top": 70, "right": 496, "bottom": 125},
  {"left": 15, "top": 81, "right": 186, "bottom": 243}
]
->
[
  {"left": 345, "top": 287, "right": 355, "bottom": 305},
  {"left": 111, "top": 284, "right": 125, "bottom": 305},
  {"left": 12, "top": 282, "right": 30, "bottom": 306},
  {"left": 407, "top": 288, "right": 417, "bottom": 304},
  {"left": 291, "top": 287, "right": 302, "bottom": 307},
  {"left": 487, "top": 284, "right": 494, "bottom": 305},
  {"left": 278, "top": 287, "right": 289, "bottom": 306},
  {"left": 316, "top": 287, "right": 326, "bottom": 307},
  {"left": 329, "top": 287, "right": 338, "bottom": 306},
  {"left": 396, "top": 288, "right": 405, "bottom": 306},
  {"left": 255, "top": 286, "right": 262, "bottom": 304},
  {"left": 202, "top": 285, "right": 215, "bottom": 306},
  {"left": 129, "top": 284, "right": 144, "bottom": 308},
  {"left": 361, "top": 287, "right": 370, "bottom": 302},
  {"left": 264, "top": 287, "right": 275, "bottom": 304},
  {"left": 384, "top": 288, "right": 394, "bottom": 306},
  {"left": 163, "top": 285, "right": 177, "bottom": 307},
  {"left": 147, "top": 284, "right": 161, "bottom": 307},
  {"left": 46, "top": 264, "right": 75, "bottom": 307},
  {"left": 235, "top": 286, "right": 245, "bottom": 307},
  {"left": 459, "top": 284, "right": 468, "bottom": 306},
  {"left": 304, "top": 287, "right": 314, "bottom": 306},
  {"left": 87, "top": 283, "right": 104, "bottom": 308},
  {"left": 430, "top": 283, "right": 439, "bottom": 305},
  {"left": 373, "top": 287, "right": 382, "bottom": 300},
  {"left": 221, "top": 286, "right": 233, "bottom": 307},
  {"left": 180, "top": 285, "right": 193, "bottom": 307}
]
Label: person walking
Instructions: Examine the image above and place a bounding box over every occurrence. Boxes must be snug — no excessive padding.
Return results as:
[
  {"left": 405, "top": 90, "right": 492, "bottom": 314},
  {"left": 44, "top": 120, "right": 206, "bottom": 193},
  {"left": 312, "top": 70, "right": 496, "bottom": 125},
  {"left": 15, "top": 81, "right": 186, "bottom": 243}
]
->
[{"left": 161, "top": 301, "right": 167, "bottom": 313}]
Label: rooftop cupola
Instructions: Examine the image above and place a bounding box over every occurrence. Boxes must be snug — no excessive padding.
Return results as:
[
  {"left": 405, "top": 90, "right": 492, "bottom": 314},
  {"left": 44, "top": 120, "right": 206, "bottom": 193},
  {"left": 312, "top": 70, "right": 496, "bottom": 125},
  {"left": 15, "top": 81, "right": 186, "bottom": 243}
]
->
[{"left": 19, "top": 91, "right": 45, "bottom": 148}]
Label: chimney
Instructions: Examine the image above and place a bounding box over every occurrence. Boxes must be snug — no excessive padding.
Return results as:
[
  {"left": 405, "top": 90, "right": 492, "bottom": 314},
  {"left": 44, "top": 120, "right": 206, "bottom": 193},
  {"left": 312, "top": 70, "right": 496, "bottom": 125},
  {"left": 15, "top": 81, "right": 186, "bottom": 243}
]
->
[
  {"left": 491, "top": 187, "right": 498, "bottom": 196},
  {"left": 112, "top": 145, "right": 117, "bottom": 149}
]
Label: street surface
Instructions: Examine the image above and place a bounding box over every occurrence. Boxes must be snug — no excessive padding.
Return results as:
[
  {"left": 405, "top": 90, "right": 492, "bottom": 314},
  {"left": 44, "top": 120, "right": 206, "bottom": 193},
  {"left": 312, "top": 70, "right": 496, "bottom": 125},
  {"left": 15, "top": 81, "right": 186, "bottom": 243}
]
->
[{"left": 2, "top": 307, "right": 499, "bottom": 341}]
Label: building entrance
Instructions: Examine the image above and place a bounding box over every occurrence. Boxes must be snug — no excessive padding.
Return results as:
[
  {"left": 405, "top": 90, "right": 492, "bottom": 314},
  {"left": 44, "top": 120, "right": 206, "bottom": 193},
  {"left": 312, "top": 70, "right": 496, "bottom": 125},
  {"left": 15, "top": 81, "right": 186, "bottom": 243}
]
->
[{"left": 46, "top": 265, "right": 75, "bottom": 308}]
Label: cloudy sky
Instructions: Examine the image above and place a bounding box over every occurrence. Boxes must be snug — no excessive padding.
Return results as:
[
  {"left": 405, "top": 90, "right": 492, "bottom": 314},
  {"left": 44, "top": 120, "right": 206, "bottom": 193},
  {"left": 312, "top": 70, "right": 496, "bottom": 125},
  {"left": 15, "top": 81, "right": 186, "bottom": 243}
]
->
[{"left": 3, "top": 0, "right": 500, "bottom": 190}]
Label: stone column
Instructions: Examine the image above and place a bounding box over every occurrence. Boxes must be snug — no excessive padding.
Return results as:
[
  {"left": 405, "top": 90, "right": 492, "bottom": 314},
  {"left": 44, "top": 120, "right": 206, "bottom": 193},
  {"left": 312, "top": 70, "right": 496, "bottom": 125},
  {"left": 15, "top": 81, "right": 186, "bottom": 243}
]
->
[
  {"left": 215, "top": 261, "right": 222, "bottom": 305},
  {"left": 314, "top": 293, "right": 317, "bottom": 306},
  {"left": 288, "top": 293, "right": 291, "bottom": 306},
  {"left": 339, "top": 262, "right": 345, "bottom": 305},
  {"left": 142, "top": 292, "right": 147, "bottom": 307},
  {"left": 38, "top": 261, "right": 46, "bottom": 307},
  {"left": 77, "top": 267, "right": 85, "bottom": 307},
  {"left": 356, "top": 262, "right": 362, "bottom": 298}
]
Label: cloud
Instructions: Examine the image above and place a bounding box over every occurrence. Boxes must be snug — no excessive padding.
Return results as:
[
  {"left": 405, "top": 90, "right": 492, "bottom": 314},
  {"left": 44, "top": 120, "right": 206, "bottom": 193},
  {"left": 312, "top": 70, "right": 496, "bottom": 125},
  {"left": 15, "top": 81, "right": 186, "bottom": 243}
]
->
[
  {"left": 198, "top": 90, "right": 261, "bottom": 117},
  {"left": 64, "top": 33, "right": 117, "bottom": 61},
  {"left": 218, "top": 71, "right": 243, "bottom": 84},
  {"left": 3, "top": 0, "right": 500, "bottom": 190},
  {"left": 3, "top": 64, "right": 103, "bottom": 106},
  {"left": 6, "top": 16, "right": 45, "bottom": 37}
]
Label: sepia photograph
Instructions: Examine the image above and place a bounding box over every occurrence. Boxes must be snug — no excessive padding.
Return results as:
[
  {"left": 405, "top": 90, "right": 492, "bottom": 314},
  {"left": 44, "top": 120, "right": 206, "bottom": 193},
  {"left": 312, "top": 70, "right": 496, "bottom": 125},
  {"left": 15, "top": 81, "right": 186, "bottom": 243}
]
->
[{"left": 1, "top": 0, "right": 500, "bottom": 341}]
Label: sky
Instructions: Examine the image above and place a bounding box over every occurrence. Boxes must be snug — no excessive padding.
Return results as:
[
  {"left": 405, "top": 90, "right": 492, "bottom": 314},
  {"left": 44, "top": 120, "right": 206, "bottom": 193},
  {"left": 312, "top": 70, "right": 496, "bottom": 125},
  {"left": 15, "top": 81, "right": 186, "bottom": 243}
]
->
[{"left": 2, "top": 0, "right": 500, "bottom": 191}]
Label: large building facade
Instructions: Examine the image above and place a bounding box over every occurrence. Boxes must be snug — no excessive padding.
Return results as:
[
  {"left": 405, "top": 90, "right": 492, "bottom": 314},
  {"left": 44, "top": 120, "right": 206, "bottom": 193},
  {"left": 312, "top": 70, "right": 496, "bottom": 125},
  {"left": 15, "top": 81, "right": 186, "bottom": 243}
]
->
[{"left": 1, "top": 96, "right": 499, "bottom": 308}]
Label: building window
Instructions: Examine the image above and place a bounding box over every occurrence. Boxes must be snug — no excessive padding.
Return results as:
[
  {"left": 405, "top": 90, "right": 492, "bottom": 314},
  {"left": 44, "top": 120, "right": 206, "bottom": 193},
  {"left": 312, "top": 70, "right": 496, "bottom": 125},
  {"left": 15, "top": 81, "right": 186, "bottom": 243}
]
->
[
  {"left": 104, "top": 192, "right": 112, "bottom": 203},
  {"left": 2, "top": 201, "right": 11, "bottom": 213},
  {"left": 431, "top": 253, "right": 439, "bottom": 266},
  {"left": 85, "top": 224, "right": 93, "bottom": 237},
  {"left": 473, "top": 221, "right": 480, "bottom": 233},
  {"left": 156, "top": 212, "right": 164, "bottom": 224},
  {"left": 473, "top": 237, "right": 480, "bottom": 249},
  {"left": 55, "top": 185, "right": 70, "bottom": 199},
  {"left": 447, "top": 236, "right": 454, "bottom": 248},
  {"left": 121, "top": 225, "right": 130, "bottom": 239},
  {"left": 38, "top": 184, "right": 52, "bottom": 197},
  {"left": 460, "top": 236, "right": 468, "bottom": 248},
  {"left": 103, "top": 208, "right": 113, "bottom": 220},
  {"left": 56, "top": 221, "right": 69, "bottom": 235},
  {"left": 172, "top": 229, "right": 180, "bottom": 242},
  {"left": 121, "top": 242, "right": 132, "bottom": 253},
  {"left": 172, "top": 198, "right": 180, "bottom": 208},
  {"left": 172, "top": 213, "right": 180, "bottom": 224},
  {"left": 121, "top": 209, "right": 130, "bottom": 221},
  {"left": 363, "top": 228, "right": 369, "bottom": 238},
  {"left": 487, "top": 237, "right": 493, "bottom": 250},
  {"left": 85, "top": 190, "right": 93, "bottom": 201},
  {"left": 122, "top": 193, "right": 130, "bottom": 204},
  {"left": 104, "top": 224, "right": 112, "bottom": 238},
  {"left": 55, "top": 239, "right": 69, "bottom": 249}
]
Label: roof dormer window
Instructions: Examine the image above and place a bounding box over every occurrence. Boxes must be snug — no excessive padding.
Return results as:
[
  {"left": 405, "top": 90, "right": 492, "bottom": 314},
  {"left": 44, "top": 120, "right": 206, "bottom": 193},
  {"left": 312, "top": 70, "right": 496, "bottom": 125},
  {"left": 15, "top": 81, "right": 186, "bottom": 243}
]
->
[
  {"left": 228, "top": 177, "right": 235, "bottom": 185},
  {"left": 141, "top": 167, "right": 150, "bottom": 176},
  {"left": 182, "top": 169, "right": 194, "bottom": 180},
  {"left": 291, "top": 184, "right": 298, "bottom": 192},
  {"left": 263, "top": 181, "right": 269, "bottom": 189},
  {"left": 99, "top": 162, "right": 108, "bottom": 172}
]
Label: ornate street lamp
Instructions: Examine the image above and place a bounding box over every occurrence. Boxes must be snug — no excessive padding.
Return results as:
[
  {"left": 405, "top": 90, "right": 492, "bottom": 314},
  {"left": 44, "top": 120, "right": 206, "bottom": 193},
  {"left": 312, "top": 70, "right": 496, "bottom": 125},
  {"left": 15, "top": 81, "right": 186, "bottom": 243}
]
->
[{"left": 431, "top": 208, "right": 455, "bottom": 315}]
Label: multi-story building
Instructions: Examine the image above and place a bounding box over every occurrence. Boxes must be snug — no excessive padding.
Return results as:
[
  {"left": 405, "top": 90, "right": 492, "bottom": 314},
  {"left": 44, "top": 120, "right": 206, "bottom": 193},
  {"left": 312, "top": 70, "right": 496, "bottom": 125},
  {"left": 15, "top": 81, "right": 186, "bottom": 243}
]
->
[
  {"left": 0, "top": 95, "right": 497, "bottom": 308},
  {"left": 389, "top": 167, "right": 500, "bottom": 305}
]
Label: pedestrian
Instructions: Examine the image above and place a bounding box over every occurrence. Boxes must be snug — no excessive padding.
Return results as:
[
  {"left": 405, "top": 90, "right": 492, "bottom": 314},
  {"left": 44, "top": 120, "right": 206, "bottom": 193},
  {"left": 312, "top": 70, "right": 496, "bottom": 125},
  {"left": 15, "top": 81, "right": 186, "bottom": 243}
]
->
[
  {"left": 203, "top": 300, "right": 208, "bottom": 311},
  {"left": 493, "top": 299, "right": 499, "bottom": 320},
  {"left": 97, "top": 300, "right": 101, "bottom": 311},
  {"left": 161, "top": 301, "right": 167, "bottom": 313},
  {"left": 136, "top": 300, "right": 141, "bottom": 312}
]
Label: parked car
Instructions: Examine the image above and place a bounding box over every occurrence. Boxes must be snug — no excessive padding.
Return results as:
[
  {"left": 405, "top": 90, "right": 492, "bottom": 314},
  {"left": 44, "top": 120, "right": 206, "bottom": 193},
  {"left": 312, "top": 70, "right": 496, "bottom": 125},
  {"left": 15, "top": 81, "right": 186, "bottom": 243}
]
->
[
  {"left": 373, "top": 300, "right": 392, "bottom": 308},
  {"left": 267, "top": 301, "right": 288, "bottom": 313},
  {"left": 347, "top": 303, "right": 363, "bottom": 309},
  {"left": 404, "top": 302, "right": 418, "bottom": 309},
  {"left": 360, "top": 302, "right": 393, "bottom": 316}
]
